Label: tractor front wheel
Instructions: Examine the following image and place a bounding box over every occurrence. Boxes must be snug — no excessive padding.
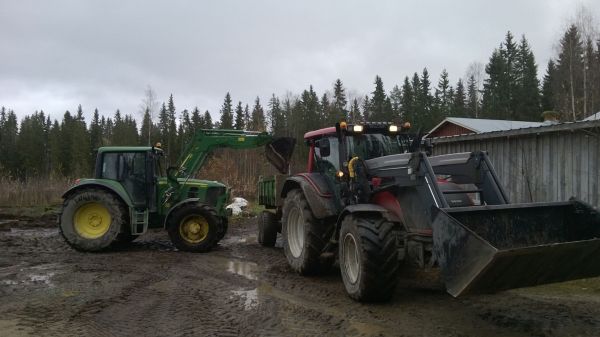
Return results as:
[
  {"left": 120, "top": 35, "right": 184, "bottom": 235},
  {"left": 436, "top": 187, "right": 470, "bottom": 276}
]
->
[
  {"left": 339, "top": 214, "right": 399, "bottom": 302},
  {"left": 59, "top": 189, "right": 126, "bottom": 252},
  {"left": 167, "top": 204, "right": 219, "bottom": 252}
]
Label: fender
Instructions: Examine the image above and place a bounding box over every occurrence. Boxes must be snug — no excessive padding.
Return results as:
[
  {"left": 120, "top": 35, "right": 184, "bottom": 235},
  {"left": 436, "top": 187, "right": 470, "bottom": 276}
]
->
[
  {"left": 62, "top": 179, "right": 133, "bottom": 208},
  {"left": 337, "top": 204, "right": 402, "bottom": 228},
  {"left": 281, "top": 173, "right": 337, "bottom": 219},
  {"left": 162, "top": 198, "right": 209, "bottom": 228}
]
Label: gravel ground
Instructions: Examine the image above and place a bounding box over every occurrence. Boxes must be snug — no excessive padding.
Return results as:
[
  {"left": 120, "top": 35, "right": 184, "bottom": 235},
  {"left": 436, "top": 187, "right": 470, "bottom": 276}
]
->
[{"left": 1, "top": 215, "right": 600, "bottom": 337}]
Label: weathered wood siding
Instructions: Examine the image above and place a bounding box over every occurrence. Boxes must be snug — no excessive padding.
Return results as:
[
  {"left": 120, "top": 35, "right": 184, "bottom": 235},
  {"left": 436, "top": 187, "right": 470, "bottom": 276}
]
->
[{"left": 431, "top": 121, "right": 600, "bottom": 207}]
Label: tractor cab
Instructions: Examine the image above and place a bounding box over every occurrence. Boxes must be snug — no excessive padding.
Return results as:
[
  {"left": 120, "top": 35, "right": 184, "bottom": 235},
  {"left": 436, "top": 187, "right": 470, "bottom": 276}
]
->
[{"left": 94, "top": 146, "right": 162, "bottom": 212}]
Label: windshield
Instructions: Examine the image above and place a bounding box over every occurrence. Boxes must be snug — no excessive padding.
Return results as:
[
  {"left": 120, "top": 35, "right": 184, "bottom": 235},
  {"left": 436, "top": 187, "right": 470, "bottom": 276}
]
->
[{"left": 347, "top": 133, "right": 412, "bottom": 160}]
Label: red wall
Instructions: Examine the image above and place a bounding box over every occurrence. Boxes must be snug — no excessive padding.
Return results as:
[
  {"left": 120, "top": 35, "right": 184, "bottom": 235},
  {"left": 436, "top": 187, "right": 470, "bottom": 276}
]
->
[{"left": 428, "top": 123, "right": 474, "bottom": 138}]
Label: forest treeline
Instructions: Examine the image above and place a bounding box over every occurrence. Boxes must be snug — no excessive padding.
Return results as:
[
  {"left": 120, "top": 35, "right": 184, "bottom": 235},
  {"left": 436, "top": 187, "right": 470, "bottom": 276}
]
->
[{"left": 1, "top": 22, "right": 599, "bottom": 184}]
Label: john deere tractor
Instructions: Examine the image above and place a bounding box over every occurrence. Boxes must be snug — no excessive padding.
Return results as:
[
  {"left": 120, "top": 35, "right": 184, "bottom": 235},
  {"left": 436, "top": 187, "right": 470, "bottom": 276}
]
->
[{"left": 59, "top": 129, "right": 294, "bottom": 252}]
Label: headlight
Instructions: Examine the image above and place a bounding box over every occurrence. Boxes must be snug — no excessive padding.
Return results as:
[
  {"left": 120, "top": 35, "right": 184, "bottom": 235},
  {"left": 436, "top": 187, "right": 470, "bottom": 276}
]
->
[
  {"left": 352, "top": 125, "right": 363, "bottom": 132},
  {"left": 389, "top": 125, "right": 398, "bottom": 132}
]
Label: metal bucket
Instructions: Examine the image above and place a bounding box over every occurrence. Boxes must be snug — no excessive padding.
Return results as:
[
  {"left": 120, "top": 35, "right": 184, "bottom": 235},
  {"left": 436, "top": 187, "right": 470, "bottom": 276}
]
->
[{"left": 432, "top": 200, "right": 600, "bottom": 297}]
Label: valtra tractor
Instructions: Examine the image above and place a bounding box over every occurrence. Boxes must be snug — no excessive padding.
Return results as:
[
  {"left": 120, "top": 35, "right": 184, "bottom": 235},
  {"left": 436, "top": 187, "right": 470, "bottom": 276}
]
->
[
  {"left": 257, "top": 121, "right": 600, "bottom": 301},
  {"left": 59, "top": 129, "right": 294, "bottom": 253}
]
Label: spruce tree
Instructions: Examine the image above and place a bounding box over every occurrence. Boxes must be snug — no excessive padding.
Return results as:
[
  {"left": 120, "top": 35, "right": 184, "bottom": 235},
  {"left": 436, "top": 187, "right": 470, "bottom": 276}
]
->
[
  {"left": 0, "top": 108, "right": 18, "bottom": 175},
  {"left": 90, "top": 108, "right": 103, "bottom": 166},
  {"left": 219, "top": 92, "right": 234, "bottom": 129},
  {"left": 419, "top": 68, "right": 434, "bottom": 129},
  {"left": 514, "top": 35, "right": 540, "bottom": 120},
  {"left": 482, "top": 48, "right": 509, "bottom": 119},
  {"left": 332, "top": 79, "right": 347, "bottom": 121},
  {"left": 203, "top": 111, "right": 213, "bottom": 129},
  {"left": 370, "top": 75, "right": 391, "bottom": 121},
  {"left": 435, "top": 69, "right": 451, "bottom": 118},
  {"left": 400, "top": 76, "right": 414, "bottom": 122},
  {"left": 541, "top": 60, "right": 557, "bottom": 112},
  {"left": 250, "top": 97, "right": 266, "bottom": 131},
  {"left": 268, "top": 94, "right": 285, "bottom": 136},
  {"left": 191, "top": 107, "right": 203, "bottom": 130},
  {"left": 234, "top": 102, "right": 245, "bottom": 130},
  {"left": 453, "top": 79, "right": 467, "bottom": 117},
  {"left": 466, "top": 75, "right": 480, "bottom": 118}
]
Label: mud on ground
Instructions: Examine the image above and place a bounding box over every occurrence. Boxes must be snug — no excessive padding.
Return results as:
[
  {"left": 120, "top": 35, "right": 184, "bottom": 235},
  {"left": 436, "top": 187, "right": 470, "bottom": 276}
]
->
[{"left": 2, "top": 215, "right": 600, "bottom": 337}]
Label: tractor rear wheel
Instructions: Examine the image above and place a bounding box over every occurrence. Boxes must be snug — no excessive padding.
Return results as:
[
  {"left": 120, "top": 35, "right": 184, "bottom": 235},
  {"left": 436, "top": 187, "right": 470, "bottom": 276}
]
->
[
  {"left": 167, "top": 204, "right": 219, "bottom": 252},
  {"left": 258, "top": 210, "right": 278, "bottom": 247},
  {"left": 339, "top": 214, "right": 399, "bottom": 302},
  {"left": 60, "top": 189, "right": 126, "bottom": 252},
  {"left": 281, "top": 189, "right": 328, "bottom": 275}
]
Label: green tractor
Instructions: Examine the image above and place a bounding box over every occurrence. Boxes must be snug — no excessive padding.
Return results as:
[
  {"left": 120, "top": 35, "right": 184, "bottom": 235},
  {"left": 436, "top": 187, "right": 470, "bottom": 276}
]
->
[{"left": 59, "top": 129, "right": 294, "bottom": 252}]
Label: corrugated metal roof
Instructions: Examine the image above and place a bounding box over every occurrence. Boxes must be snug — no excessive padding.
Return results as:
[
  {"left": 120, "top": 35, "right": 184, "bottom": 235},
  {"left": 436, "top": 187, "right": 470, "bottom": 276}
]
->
[
  {"left": 583, "top": 112, "right": 600, "bottom": 121},
  {"left": 435, "top": 117, "right": 544, "bottom": 134},
  {"left": 431, "top": 119, "right": 600, "bottom": 143}
]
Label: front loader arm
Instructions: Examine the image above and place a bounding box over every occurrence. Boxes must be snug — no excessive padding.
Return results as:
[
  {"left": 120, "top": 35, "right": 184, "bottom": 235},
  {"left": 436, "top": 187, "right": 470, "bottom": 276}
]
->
[{"left": 164, "top": 129, "right": 274, "bottom": 203}]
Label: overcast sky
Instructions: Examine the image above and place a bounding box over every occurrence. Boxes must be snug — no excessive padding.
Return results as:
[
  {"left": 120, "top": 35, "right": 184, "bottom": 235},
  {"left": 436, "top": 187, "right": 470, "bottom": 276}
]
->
[{"left": 1, "top": 0, "right": 598, "bottom": 123}]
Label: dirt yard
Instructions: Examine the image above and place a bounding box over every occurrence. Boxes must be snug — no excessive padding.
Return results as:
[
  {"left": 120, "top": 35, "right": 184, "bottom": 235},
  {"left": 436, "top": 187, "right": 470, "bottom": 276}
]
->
[{"left": 2, "top": 214, "right": 600, "bottom": 337}]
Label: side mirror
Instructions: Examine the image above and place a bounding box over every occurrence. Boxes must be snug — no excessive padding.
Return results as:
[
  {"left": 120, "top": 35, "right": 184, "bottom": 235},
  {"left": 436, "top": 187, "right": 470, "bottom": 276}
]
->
[{"left": 318, "top": 138, "right": 331, "bottom": 157}]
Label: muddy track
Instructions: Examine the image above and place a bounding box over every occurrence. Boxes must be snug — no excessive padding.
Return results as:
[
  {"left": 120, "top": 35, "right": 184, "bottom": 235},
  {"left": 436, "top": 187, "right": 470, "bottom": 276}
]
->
[{"left": 2, "top": 217, "right": 600, "bottom": 337}]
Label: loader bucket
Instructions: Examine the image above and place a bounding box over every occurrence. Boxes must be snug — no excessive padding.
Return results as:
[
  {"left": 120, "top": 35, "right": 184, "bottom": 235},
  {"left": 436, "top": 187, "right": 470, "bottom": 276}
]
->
[
  {"left": 265, "top": 137, "right": 296, "bottom": 174},
  {"left": 432, "top": 200, "right": 600, "bottom": 297}
]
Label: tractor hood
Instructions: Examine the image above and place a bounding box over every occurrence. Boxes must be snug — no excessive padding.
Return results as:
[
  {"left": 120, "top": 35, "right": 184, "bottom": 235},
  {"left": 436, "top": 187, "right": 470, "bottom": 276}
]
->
[{"left": 265, "top": 137, "right": 296, "bottom": 174}]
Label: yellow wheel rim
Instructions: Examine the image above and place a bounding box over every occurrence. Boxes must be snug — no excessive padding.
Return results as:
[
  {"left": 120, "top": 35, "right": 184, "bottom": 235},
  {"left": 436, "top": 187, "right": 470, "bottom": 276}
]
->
[
  {"left": 74, "top": 202, "right": 112, "bottom": 239},
  {"left": 179, "top": 215, "right": 209, "bottom": 244}
]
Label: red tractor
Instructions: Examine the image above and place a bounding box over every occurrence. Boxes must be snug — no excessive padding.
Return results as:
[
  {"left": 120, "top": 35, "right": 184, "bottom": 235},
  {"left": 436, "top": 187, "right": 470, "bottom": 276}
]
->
[{"left": 258, "top": 122, "right": 600, "bottom": 301}]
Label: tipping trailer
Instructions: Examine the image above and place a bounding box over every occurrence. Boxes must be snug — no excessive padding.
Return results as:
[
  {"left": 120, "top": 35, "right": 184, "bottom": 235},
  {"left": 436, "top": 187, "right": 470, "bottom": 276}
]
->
[{"left": 257, "top": 122, "right": 600, "bottom": 301}]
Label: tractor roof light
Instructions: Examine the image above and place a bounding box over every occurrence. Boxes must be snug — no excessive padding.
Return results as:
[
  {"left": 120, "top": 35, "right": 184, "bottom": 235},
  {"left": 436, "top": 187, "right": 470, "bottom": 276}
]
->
[
  {"left": 352, "top": 124, "right": 364, "bottom": 133},
  {"left": 389, "top": 125, "right": 398, "bottom": 133}
]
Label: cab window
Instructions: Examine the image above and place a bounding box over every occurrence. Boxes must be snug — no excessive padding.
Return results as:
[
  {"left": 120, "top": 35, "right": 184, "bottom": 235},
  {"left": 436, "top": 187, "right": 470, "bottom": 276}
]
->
[{"left": 314, "top": 136, "right": 340, "bottom": 173}]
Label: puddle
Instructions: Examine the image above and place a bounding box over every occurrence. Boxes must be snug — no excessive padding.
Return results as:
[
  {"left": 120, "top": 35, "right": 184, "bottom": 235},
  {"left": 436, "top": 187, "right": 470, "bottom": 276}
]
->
[
  {"left": 0, "top": 263, "right": 62, "bottom": 288},
  {"left": 6, "top": 228, "right": 58, "bottom": 238},
  {"left": 231, "top": 288, "right": 258, "bottom": 310},
  {"left": 227, "top": 260, "right": 258, "bottom": 281},
  {"left": 27, "top": 272, "right": 55, "bottom": 285}
]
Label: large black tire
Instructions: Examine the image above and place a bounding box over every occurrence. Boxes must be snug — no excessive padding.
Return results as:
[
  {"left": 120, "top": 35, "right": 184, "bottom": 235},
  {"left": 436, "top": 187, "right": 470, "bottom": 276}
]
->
[
  {"left": 167, "top": 204, "right": 219, "bottom": 252},
  {"left": 59, "top": 189, "right": 127, "bottom": 252},
  {"left": 258, "top": 210, "right": 278, "bottom": 247},
  {"left": 339, "top": 214, "right": 399, "bottom": 302},
  {"left": 281, "top": 189, "right": 329, "bottom": 275}
]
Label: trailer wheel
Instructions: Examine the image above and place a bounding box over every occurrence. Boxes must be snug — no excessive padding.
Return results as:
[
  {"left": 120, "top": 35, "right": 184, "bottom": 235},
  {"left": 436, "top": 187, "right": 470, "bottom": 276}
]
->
[
  {"left": 339, "top": 214, "right": 399, "bottom": 301},
  {"left": 167, "top": 204, "right": 219, "bottom": 252},
  {"left": 281, "top": 189, "right": 327, "bottom": 275},
  {"left": 60, "top": 189, "right": 126, "bottom": 252},
  {"left": 258, "top": 210, "right": 278, "bottom": 247}
]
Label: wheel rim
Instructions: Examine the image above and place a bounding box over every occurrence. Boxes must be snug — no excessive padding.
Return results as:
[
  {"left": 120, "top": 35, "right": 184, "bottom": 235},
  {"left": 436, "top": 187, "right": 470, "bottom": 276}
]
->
[
  {"left": 179, "top": 215, "right": 209, "bottom": 244},
  {"left": 74, "top": 202, "right": 112, "bottom": 239},
  {"left": 287, "top": 207, "right": 305, "bottom": 258},
  {"left": 343, "top": 233, "right": 360, "bottom": 284}
]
